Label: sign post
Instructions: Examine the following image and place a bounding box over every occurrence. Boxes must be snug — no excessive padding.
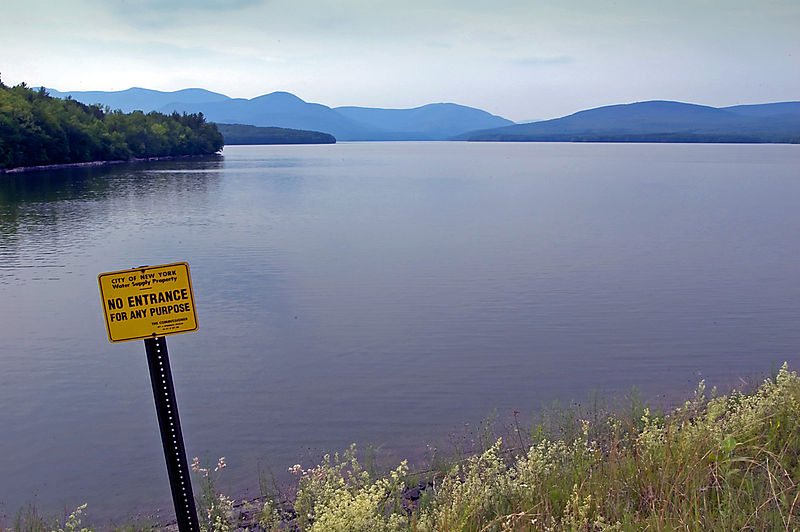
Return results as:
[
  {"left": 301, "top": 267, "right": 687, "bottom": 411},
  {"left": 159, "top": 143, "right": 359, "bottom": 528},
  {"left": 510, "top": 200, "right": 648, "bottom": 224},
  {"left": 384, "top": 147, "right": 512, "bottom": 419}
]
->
[
  {"left": 98, "top": 262, "right": 200, "bottom": 532},
  {"left": 144, "top": 336, "right": 199, "bottom": 532}
]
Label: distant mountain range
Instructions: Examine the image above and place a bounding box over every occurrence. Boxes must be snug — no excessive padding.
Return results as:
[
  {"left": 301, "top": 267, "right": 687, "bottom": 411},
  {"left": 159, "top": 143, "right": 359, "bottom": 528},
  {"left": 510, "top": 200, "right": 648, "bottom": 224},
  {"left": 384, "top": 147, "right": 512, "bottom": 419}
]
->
[
  {"left": 45, "top": 88, "right": 799, "bottom": 144},
  {"left": 460, "top": 100, "right": 800, "bottom": 143},
  {"left": 45, "top": 87, "right": 514, "bottom": 141}
]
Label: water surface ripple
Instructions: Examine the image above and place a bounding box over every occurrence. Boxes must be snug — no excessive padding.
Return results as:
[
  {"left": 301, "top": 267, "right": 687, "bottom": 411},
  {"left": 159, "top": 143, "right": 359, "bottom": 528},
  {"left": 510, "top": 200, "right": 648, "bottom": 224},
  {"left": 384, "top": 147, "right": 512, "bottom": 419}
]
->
[{"left": 1, "top": 142, "right": 799, "bottom": 520}]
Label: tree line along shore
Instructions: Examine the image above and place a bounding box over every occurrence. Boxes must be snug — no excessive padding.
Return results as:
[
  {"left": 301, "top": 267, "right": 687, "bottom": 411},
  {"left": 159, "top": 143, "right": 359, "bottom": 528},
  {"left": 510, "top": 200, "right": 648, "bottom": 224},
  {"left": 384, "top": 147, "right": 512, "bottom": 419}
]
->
[{"left": 0, "top": 80, "right": 224, "bottom": 171}]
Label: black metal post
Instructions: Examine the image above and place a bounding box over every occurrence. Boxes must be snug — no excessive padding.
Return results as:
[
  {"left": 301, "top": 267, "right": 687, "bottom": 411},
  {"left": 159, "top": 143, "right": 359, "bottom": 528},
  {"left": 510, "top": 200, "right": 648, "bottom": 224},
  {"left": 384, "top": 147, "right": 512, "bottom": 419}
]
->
[{"left": 144, "top": 336, "right": 200, "bottom": 532}]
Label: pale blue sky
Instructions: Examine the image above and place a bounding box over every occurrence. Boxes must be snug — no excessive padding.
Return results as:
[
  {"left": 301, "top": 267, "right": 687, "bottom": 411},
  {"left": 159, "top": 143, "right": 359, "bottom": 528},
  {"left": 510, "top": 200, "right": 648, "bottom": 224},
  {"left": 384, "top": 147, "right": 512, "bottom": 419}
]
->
[{"left": 1, "top": 0, "right": 797, "bottom": 121}]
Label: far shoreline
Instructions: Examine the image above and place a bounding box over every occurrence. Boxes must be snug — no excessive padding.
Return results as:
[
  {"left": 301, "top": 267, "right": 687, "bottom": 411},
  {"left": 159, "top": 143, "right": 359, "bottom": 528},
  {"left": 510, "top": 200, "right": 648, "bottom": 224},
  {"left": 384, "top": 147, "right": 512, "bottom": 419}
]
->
[
  {"left": 0, "top": 153, "right": 222, "bottom": 175},
  {"left": 4, "top": 141, "right": 798, "bottom": 177}
]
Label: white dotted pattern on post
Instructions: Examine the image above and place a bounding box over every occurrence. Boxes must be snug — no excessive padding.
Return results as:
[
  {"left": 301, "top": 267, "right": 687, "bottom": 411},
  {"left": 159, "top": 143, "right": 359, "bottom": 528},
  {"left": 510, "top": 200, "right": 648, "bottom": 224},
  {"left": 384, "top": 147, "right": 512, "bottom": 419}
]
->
[{"left": 152, "top": 337, "right": 195, "bottom": 530}]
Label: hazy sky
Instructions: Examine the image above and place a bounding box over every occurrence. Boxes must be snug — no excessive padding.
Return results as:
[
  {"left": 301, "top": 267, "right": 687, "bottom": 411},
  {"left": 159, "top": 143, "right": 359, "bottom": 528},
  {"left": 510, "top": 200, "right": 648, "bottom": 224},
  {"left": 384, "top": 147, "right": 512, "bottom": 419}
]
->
[{"left": 1, "top": 0, "right": 798, "bottom": 121}]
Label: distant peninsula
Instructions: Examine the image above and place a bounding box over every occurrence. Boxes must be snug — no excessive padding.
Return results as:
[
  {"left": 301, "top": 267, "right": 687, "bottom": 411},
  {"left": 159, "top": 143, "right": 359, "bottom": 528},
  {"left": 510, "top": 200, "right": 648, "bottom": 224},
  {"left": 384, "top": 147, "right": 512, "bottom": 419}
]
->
[
  {"left": 0, "top": 82, "right": 223, "bottom": 171},
  {"left": 216, "top": 123, "right": 335, "bottom": 145}
]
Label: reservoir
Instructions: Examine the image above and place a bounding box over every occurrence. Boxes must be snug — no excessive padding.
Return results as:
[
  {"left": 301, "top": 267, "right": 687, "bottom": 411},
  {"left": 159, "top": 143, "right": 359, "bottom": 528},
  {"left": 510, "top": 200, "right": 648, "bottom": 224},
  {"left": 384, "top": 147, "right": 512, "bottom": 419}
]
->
[{"left": 1, "top": 142, "right": 799, "bottom": 521}]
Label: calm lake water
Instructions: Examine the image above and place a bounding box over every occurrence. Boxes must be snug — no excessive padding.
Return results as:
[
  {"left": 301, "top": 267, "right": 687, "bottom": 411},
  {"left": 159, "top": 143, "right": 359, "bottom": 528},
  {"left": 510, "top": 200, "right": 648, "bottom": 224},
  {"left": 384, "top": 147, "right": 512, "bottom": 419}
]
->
[{"left": 1, "top": 142, "right": 799, "bottom": 522}]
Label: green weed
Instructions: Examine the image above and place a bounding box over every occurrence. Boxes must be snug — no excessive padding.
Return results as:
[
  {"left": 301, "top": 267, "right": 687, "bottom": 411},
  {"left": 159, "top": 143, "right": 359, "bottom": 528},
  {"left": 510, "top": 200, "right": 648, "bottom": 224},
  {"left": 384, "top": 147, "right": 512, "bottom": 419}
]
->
[
  {"left": 255, "top": 363, "right": 800, "bottom": 530},
  {"left": 9, "top": 364, "right": 800, "bottom": 531}
]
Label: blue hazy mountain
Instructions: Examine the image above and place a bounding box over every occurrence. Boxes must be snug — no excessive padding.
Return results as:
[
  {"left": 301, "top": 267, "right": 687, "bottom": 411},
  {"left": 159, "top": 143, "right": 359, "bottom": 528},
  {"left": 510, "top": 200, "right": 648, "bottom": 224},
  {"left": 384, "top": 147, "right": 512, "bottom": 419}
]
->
[
  {"left": 46, "top": 87, "right": 231, "bottom": 113},
  {"left": 721, "top": 102, "right": 800, "bottom": 117},
  {"left": 46, "top": 87, "right": 515, "bottom": 141},
  {"left": 162, "top": 91, "right": 383, "bottom": 140},
  {"left": 334, "top": 103, "right": 513, "bottom": 139},
  {"left": 461, "top": 100, "right": 800, "bottom": 143}
]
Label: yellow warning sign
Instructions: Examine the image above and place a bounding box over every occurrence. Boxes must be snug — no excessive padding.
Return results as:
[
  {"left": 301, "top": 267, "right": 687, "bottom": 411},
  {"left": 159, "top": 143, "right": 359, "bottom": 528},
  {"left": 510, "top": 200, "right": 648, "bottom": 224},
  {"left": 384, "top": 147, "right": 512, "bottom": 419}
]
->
[{"left": 98, "top": 262, "right": 198, "bottom": 343}]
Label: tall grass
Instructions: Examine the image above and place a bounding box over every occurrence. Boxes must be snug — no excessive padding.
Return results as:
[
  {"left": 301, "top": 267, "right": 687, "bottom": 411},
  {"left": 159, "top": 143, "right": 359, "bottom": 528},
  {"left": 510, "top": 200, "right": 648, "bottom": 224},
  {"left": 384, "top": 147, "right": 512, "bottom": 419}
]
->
[
  {"left": 6, "top": 365, "right": 800, "bottom": 531},
  {"left": 254, "top": 363, "right": 800, "bottom": 530}
]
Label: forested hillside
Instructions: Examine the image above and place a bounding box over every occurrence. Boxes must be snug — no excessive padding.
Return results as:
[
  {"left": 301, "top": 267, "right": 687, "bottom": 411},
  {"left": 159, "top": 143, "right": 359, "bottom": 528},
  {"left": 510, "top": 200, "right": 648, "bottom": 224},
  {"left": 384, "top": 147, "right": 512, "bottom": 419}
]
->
[
  {"left": 0, "top": 81, "right": 223, "bottom": 170},
  {"left": 216, "top": 123, "right": 336, "bottom": 144}
]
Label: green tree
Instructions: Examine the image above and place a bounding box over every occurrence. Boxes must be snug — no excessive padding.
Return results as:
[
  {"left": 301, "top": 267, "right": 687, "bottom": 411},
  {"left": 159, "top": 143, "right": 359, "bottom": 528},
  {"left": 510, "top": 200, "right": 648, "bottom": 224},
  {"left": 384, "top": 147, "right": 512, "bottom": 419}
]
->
[{"left": 0, "top": 82, "right": 224, "bottom": 170}]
